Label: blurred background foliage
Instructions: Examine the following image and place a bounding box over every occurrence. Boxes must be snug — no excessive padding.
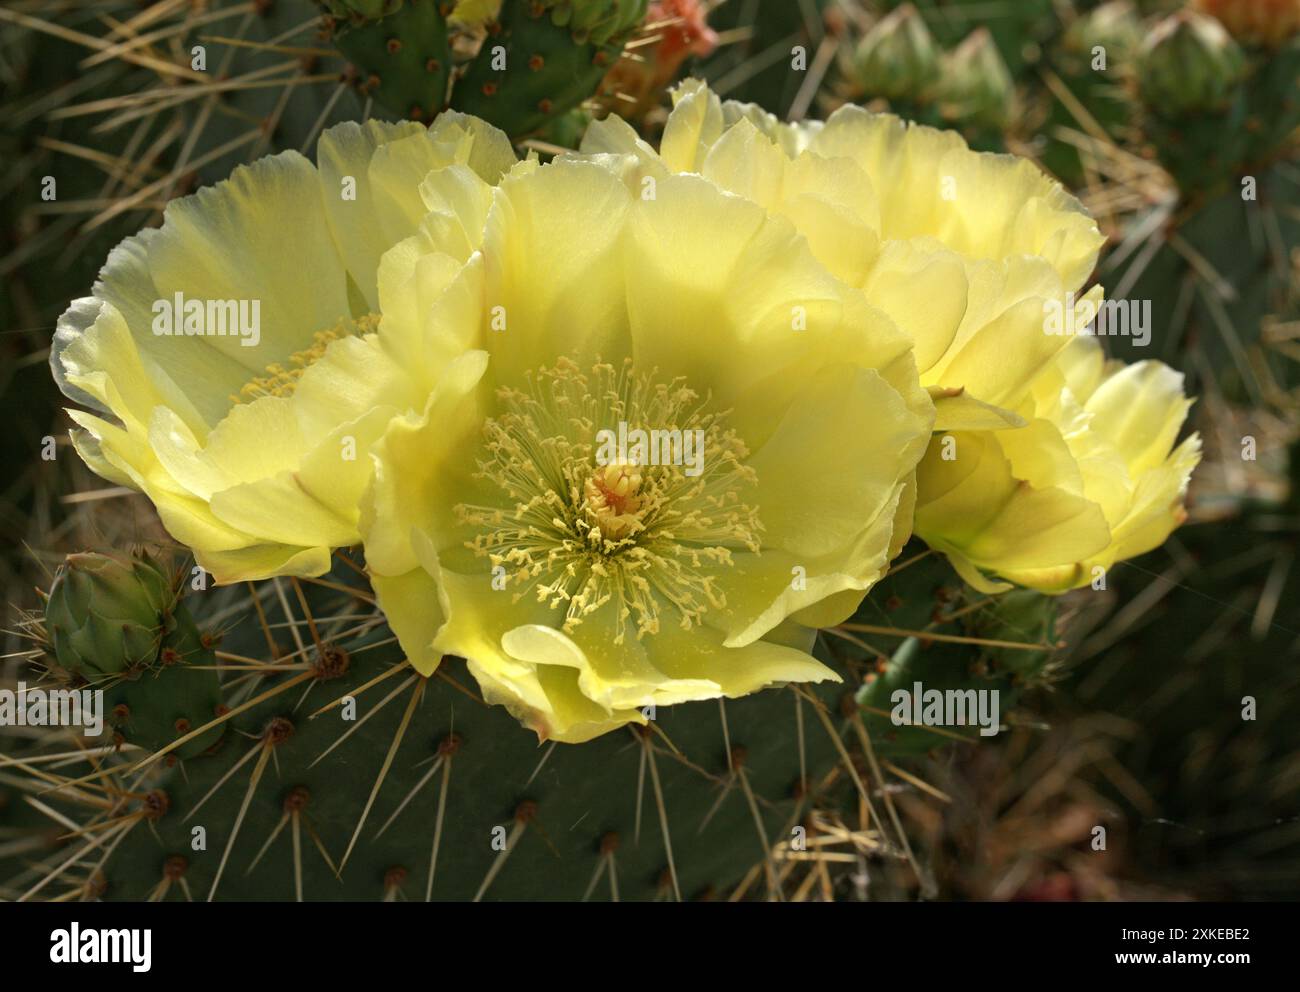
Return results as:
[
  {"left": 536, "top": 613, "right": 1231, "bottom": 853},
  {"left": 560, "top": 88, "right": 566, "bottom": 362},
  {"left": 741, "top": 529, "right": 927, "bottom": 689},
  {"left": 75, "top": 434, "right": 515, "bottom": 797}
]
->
[{"left": 1, "top": 0, "right": 1297, "bottom": 899}]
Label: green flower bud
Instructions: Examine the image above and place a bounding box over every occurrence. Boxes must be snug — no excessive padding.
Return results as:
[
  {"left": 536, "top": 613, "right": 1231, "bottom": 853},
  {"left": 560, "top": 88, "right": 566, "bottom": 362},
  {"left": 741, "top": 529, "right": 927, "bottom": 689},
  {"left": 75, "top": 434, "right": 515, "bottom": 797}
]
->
[
  {"left": 939, "top": 28, "right": 1015, "bottom": 130},
  {"left": 452, "top": 0, "right": 647, "bottom": 136},
  {"left": 1139, "top": 11, "right": 1247, "bottom": 116},
  {"left": 45, "top": 551, "right": 178, "bottom": 679},
  {"left": 854, "top": 3, "right": 940, "bottom": 103},
  {"left": 1064, "top": 1, "right": 1142, "bottom": 69}
]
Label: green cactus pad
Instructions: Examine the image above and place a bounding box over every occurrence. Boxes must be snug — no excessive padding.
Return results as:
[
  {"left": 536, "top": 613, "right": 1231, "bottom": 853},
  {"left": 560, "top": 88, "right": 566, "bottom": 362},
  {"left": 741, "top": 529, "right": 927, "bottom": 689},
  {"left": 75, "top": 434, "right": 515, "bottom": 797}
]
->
[
  {"left": 452, "top": 0, "right": 647, "bottom": 138},
  {"left": 855, "top": 559, "right": 1058, "bottom": 755},
  {"left": 327, "top": 0, "right": 454, "bottom": 120},
  {"left": 103, "top": 605, "right": 227, "bottom": 760},
  {"left": 90, "top": 616, "right": 851, "bottom": 901}
]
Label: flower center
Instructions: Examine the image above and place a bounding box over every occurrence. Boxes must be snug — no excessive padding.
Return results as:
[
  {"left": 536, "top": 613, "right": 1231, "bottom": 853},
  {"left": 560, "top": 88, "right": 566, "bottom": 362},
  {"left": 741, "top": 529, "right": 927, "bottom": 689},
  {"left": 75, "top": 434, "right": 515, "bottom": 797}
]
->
[
  {"left": 231, "top": 313, "right": 380, "bottom": 405},
  {"left": 455, "top": 359, "right": 762, "bottom": 644},
  {"left": 584, "top": 462, "right": 646, "bottom": 540}
]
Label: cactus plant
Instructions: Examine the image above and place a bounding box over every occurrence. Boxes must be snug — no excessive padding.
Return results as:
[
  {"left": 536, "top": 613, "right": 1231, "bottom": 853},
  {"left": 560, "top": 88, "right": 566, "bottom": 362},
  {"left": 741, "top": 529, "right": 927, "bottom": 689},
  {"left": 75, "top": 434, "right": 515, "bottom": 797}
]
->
[{"left": 2, "top": 546, "right": 1063, "bottom": 901}]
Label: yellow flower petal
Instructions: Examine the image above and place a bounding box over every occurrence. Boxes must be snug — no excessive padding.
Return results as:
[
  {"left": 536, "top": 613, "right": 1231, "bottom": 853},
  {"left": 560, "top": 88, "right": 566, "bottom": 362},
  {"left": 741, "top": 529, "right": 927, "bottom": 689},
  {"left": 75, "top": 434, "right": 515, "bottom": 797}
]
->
[
  {"left": 915, "top": 334, "right": 1200, "bottom": 591},
  {"left": 52, "top": 114, "right": 511, "bottom": 583},
  {"left": 591, "top": 80, "right": 1106, "bottom": 423}
]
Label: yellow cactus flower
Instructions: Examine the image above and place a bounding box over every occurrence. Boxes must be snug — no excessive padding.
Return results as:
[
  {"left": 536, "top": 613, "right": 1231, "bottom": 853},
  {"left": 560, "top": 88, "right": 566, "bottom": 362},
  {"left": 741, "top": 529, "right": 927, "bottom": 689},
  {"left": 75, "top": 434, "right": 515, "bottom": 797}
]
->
[
  {"left": 52, "top": 114, "right": 516, "bottom": 582},
  {"left": 914, "top": 336, "right": 1201, "bottom": 592},
  {"left": 362, "top": 158, "right": 935, "bottom": 742},
  {"left": 578, "top": 79, "right": 1107, "bottom": 431}
]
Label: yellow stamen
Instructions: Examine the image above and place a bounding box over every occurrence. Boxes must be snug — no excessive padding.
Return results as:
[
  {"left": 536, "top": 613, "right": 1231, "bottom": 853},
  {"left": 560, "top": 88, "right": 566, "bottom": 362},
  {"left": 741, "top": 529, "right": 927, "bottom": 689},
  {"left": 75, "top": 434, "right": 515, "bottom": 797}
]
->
[
  {"left": 455, "top": 359, "right": 762, "bottom": 644},
  {"left": 231, "top": 313, "right": 381, "bottom": 405}
]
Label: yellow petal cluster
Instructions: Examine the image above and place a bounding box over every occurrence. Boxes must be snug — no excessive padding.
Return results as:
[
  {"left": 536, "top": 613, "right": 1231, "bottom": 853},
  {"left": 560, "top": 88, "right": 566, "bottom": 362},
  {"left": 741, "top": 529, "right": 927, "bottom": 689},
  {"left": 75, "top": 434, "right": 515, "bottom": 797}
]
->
[
  {"left": 52, "top": 115, "right": 515, "bottom": 581},
  {"left": 576, "top": 80, "right": 1196, "bottom": 594},
  {"left": 915, "top": 336, "right": 1200, "bottom": 592},
  {"left": 361, "top": 158, "right": 934, "bottom": 741},
  {"left": 578, "top": 78, "right": 1107, "bottom": 430}
]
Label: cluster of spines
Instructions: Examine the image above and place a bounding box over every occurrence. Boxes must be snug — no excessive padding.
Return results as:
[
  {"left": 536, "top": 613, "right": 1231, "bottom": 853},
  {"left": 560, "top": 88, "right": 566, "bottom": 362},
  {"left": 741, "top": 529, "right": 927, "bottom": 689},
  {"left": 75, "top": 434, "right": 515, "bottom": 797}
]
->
[{"left": 2, "top": 545, "right": 1063, "bottom": 901}]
